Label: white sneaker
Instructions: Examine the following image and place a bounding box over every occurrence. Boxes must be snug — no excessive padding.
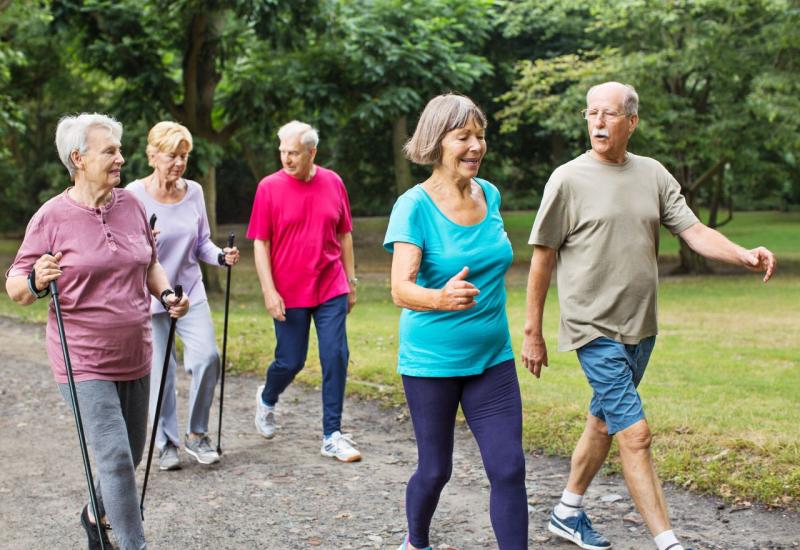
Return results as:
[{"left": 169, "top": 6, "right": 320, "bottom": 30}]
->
[
  {"left": 321, "top": 431, "right": 362, "bottom": 462},
  {"left": 254, "top": 385, "right": 277, "bottom": 439}
]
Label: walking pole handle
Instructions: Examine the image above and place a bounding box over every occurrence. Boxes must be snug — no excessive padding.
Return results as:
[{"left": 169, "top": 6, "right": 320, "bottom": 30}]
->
[
  {"left": 227, "top": 233, "right": 235, "bottom": 248},
  {"left": 149, "top": 213, "right": 157, "bottom": 230}
]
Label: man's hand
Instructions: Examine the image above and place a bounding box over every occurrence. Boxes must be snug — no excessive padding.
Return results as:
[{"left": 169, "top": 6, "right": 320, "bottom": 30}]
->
[
  {"left": 739, "top": 246, "right": 777, "bottom": 283},
  {"left": 436, "top": 266, "right": 480, "bottom": 311},
  {"left": 347, "top": 285, "right": 357, "bottom": 314},
  {"left": 264, "top": 291, "right": 286, "bottom": 321},
  {"left": 521, "top": 332, "right": 548, "bottom": 378}
]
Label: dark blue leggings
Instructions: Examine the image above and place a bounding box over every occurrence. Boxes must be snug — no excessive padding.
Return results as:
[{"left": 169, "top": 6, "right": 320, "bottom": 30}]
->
[{"left": 402, "top": 360, "right": 528, "bottom": 549}]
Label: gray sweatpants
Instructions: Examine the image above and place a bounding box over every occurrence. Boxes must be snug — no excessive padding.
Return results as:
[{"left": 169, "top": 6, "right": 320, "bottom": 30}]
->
[
  {"left": 149, "top": 301, "right": 220, "bottom": 449},
  {"left": 58, "top": 376, "right": 149, "bottom": 550}
]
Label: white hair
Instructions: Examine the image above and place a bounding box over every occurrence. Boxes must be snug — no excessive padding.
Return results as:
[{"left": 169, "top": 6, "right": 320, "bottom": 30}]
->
[
  {"left": 55, "top": 113, "right": 123, "bottom": 179},
  {"left": 277, "top": 120, "right": 319, "bottom": 150},
  {"left": 587, "top": 82, "right": 639, "bottom": 115}
]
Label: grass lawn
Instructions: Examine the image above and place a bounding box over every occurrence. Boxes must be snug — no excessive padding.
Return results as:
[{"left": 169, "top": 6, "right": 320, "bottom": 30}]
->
[{"left": 1, "top": 210, "right": 798, "bottom": 507}]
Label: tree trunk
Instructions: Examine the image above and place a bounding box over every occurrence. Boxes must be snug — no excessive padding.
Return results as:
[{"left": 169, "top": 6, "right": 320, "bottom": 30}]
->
[
  {"left": 672, "top": 158, "right": 726, "bottom": 274},
  {"left": 392, "top": 115, "right": 412, "bottom": 196},
  {"left": 199, "top": 165, "right": 222, "bottom": 293}
]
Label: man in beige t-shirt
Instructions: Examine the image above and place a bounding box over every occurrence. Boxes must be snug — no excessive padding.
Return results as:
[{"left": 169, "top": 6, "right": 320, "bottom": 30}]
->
[{"left": 523, "top": 82, "right": 776, "bottom": 550}]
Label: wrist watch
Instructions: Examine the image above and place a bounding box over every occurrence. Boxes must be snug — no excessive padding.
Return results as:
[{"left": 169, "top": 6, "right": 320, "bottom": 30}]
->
[
  {"left": 27, "top": 269, "right": 49, "bottom": 299},
  {"left": 348, "top": 276, "right": 358, "bottom": 288},
  {"left": 160, "top": 288, "right": 175, "bottom": 310}
]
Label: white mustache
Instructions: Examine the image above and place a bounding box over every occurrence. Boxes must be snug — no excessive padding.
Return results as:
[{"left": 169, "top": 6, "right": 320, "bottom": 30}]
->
[{"left": 592, "top": 129, "right": 609, "bottom": 138}]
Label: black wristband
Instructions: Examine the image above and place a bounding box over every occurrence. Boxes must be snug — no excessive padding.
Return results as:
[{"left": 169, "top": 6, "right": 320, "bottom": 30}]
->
[
  {"left": 27, "top": 269, "right": 49, "bottom": 299},
  {"left": 217, "top": 251, "right": 226, "bottom": 266},
  {"left": 160, "top": 288, "right": 175, "bottom": 310}
]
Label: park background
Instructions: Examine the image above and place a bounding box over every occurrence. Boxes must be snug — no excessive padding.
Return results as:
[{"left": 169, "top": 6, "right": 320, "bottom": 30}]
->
[{"left": 0, "top": 0, "right": 797, "bottom": 509}]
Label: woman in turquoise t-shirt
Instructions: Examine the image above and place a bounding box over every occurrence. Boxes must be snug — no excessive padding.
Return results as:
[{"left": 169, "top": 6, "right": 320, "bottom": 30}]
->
[{"left": 384, "top": 94, "right": 528, "bottom": 550}]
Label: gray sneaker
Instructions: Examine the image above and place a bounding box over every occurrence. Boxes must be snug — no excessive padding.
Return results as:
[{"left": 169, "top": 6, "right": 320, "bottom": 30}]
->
[
  {"left": 158, "top": 443, "right": 181, "bottom": 471},
  {"left": 255, "top": 384, "right": 277, "bottom": 439},
  {"left": 184, "top": 434, "right": 220, "bottom": 465}
]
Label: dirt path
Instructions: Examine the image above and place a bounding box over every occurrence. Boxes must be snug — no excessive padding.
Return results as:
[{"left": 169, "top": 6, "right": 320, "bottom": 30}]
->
[{"left": 0, "top": 316, "right": 798, "bottom": 550}]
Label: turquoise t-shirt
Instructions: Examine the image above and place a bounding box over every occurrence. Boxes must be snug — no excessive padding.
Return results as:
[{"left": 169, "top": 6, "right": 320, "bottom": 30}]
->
[{"left": 383, "top": 178, "right": 514, "bottom": 377}]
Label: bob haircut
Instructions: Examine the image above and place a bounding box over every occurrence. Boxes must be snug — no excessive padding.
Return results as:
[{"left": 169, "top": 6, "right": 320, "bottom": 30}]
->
[
  {"left": 146, "top": 121, "right": 193, "bottom": 166},
  {"left": 55, "top": 113, "right": 123, "bottom": 180},
  {"left": 404, "top": 94, "right": 487, "bottom": 165}
]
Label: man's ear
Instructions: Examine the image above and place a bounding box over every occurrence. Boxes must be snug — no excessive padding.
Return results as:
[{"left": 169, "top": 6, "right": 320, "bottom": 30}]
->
[{"left": 628, "top": 114, "right": 639, "bottom": 136}]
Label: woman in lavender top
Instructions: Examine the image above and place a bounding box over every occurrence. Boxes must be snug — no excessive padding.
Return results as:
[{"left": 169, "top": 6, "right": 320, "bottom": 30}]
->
[{"left": 127, "top": 121, "right": 239, "bottom": 469}]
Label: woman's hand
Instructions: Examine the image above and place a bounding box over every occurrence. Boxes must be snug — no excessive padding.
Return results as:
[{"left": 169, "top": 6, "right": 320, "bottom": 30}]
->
[
  {"left": 436, "top": 266, "right": 480, "bottom": 311},
  {"left": 222, "top": 246, "right": 240, "bottom": 266},
  {"left": 34, "top": 252, "right": 63, "bottom": 290},
  {"left": 165, "top": 293, "right": 189, "bottom": 319}
]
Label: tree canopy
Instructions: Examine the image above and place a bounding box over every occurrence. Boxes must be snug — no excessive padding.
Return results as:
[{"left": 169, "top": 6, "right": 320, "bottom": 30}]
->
[{"left": 1, "top": 0, "right": 797, "bottom": 273}]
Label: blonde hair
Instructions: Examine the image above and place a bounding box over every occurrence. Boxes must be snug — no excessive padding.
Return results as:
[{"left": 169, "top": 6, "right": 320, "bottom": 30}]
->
[
  {"left": 146, "top": 121, "right": 193, "bottom": 166},
  {"left": 55, "top": 113, "right": 123, "bottom": 179},
  {"left": 404, "top": 94, "right": 487, "bottom": 165}
]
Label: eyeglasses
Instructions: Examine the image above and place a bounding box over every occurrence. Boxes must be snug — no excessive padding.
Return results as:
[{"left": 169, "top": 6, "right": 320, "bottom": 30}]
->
[{"left": 581, "top": 109, "right": 629, "bottom": 120}]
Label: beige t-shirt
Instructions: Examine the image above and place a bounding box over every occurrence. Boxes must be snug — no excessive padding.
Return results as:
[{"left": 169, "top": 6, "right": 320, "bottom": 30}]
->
[{"left": 529, "top": 152, "right": 698, "bottom": 351}]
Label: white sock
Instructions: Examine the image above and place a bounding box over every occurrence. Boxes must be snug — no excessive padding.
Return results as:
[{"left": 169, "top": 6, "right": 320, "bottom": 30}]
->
[
  {"left": 554, "top": 489, "right": 584, "bottom": 518},
  {"left": 654, "top": 530, "right": 683, "bottom": 550}
]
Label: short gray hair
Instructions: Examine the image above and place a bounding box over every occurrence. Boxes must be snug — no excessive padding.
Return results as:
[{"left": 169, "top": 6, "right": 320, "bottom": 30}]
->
[
  {"left": 404, "top": 94, "right": 487, "bottom": 165},
  {"left": 277, "top": 120, "right": 319, "bottom": 150},
  {"left": 55, "top": 113, "right": 123, "bottom": 179},
  {"left": 586, "top": 82, "right": 639, "bottom": 115}
]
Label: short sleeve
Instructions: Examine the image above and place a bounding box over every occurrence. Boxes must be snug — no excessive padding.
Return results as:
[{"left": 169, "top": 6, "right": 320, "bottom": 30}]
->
[
  {"left": 246, "top": 179, "right": 272, "bottom": 241},
  {"left": 657, "top": 167, "right": 699, "bottom": 235},
  {"left": 383, "top": 193, "right": 424, "bottom": 253},
  {"left": 528, "top": 172, "right": 571, "bottom": 249},
  {"left": 6, "top": 209, "right": 50, "bottom": 278},
  {"left": 335, "top": 177, "right": 353, "bottom": 235}
]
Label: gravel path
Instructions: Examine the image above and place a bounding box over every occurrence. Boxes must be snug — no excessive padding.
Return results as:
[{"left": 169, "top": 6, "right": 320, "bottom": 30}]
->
[{"left": 0, "top": 316, "right": 798, "bottom": 549}]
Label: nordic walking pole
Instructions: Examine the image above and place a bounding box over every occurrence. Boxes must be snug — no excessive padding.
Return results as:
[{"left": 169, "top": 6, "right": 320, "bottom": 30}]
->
[
  {"left": 216, "top": 233, "right": 235, "bottom": 455},
  {"left": 140, "top": 284, "right": 183, "bottom": 521},
  {"left": 49, "top": 254, "right": 106, "bottom": 550}
]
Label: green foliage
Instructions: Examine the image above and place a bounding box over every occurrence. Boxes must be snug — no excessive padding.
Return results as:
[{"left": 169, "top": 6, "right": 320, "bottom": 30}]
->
[{"left": 497, "top": 0, "right": 800, "bottom": 210}]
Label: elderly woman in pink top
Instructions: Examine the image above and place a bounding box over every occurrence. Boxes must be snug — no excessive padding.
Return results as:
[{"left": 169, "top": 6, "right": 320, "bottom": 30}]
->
[
  {"left": 127, "top": 121, "right": 239, "bottom": 470},
  {"left": 5, "top": 113, "right": 188, "bottom": 550}
]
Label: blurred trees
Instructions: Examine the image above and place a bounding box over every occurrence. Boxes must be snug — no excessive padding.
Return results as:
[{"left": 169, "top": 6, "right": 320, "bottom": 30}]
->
[{"left": 1, "top": 0, "right": 798, "bottom": 273}]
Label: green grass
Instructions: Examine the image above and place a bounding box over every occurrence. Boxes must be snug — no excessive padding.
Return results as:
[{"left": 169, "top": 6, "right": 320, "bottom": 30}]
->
[{"left": 1, "top": 210, "right": 798, "bottom": 507}]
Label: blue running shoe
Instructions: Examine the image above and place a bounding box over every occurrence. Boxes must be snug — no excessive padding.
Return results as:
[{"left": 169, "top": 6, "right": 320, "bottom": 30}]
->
[
  {"left": 397, "top": 535, "right": 432, "bottom": 550},
  {"left": 548, "top": 510, "right": 612, "bottom": 550}
]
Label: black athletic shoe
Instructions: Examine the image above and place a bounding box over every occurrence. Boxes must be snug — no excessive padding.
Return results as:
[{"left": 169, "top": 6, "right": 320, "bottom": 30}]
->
[{"left": 80, "top": 505, "right": 112, "bottom": 550}]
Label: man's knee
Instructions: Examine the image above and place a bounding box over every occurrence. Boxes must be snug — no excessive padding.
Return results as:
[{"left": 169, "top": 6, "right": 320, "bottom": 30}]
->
[
  {"left": 586, "top": 414, "right": 610, "bottom": 437},
  {"left": 616, "top": 419, "right": 653, "bottom": 452}
]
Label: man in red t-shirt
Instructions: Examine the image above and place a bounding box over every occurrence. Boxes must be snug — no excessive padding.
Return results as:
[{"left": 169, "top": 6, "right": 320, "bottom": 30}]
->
[{"left": 247, "top": 120, "right": 361, "bottom": 462}]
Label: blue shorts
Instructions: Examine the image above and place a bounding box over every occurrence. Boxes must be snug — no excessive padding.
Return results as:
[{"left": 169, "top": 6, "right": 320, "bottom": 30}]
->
[{"left": 576, "top": 336, "right": 656, "bottom": 435}]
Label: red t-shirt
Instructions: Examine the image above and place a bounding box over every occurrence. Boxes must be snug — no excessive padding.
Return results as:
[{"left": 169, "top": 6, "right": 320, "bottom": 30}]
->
[
  {"left": 7, "top": 188, "right": 157, "bottom": 383},
  {"left": 246, "top": 167, "right": 353, "bottom": 308}
]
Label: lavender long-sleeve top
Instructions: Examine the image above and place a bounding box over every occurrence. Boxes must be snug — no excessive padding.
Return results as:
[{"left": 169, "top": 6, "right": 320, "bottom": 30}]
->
[{"left": 127, "top": 178, "right": 223, "bottom": 314}]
